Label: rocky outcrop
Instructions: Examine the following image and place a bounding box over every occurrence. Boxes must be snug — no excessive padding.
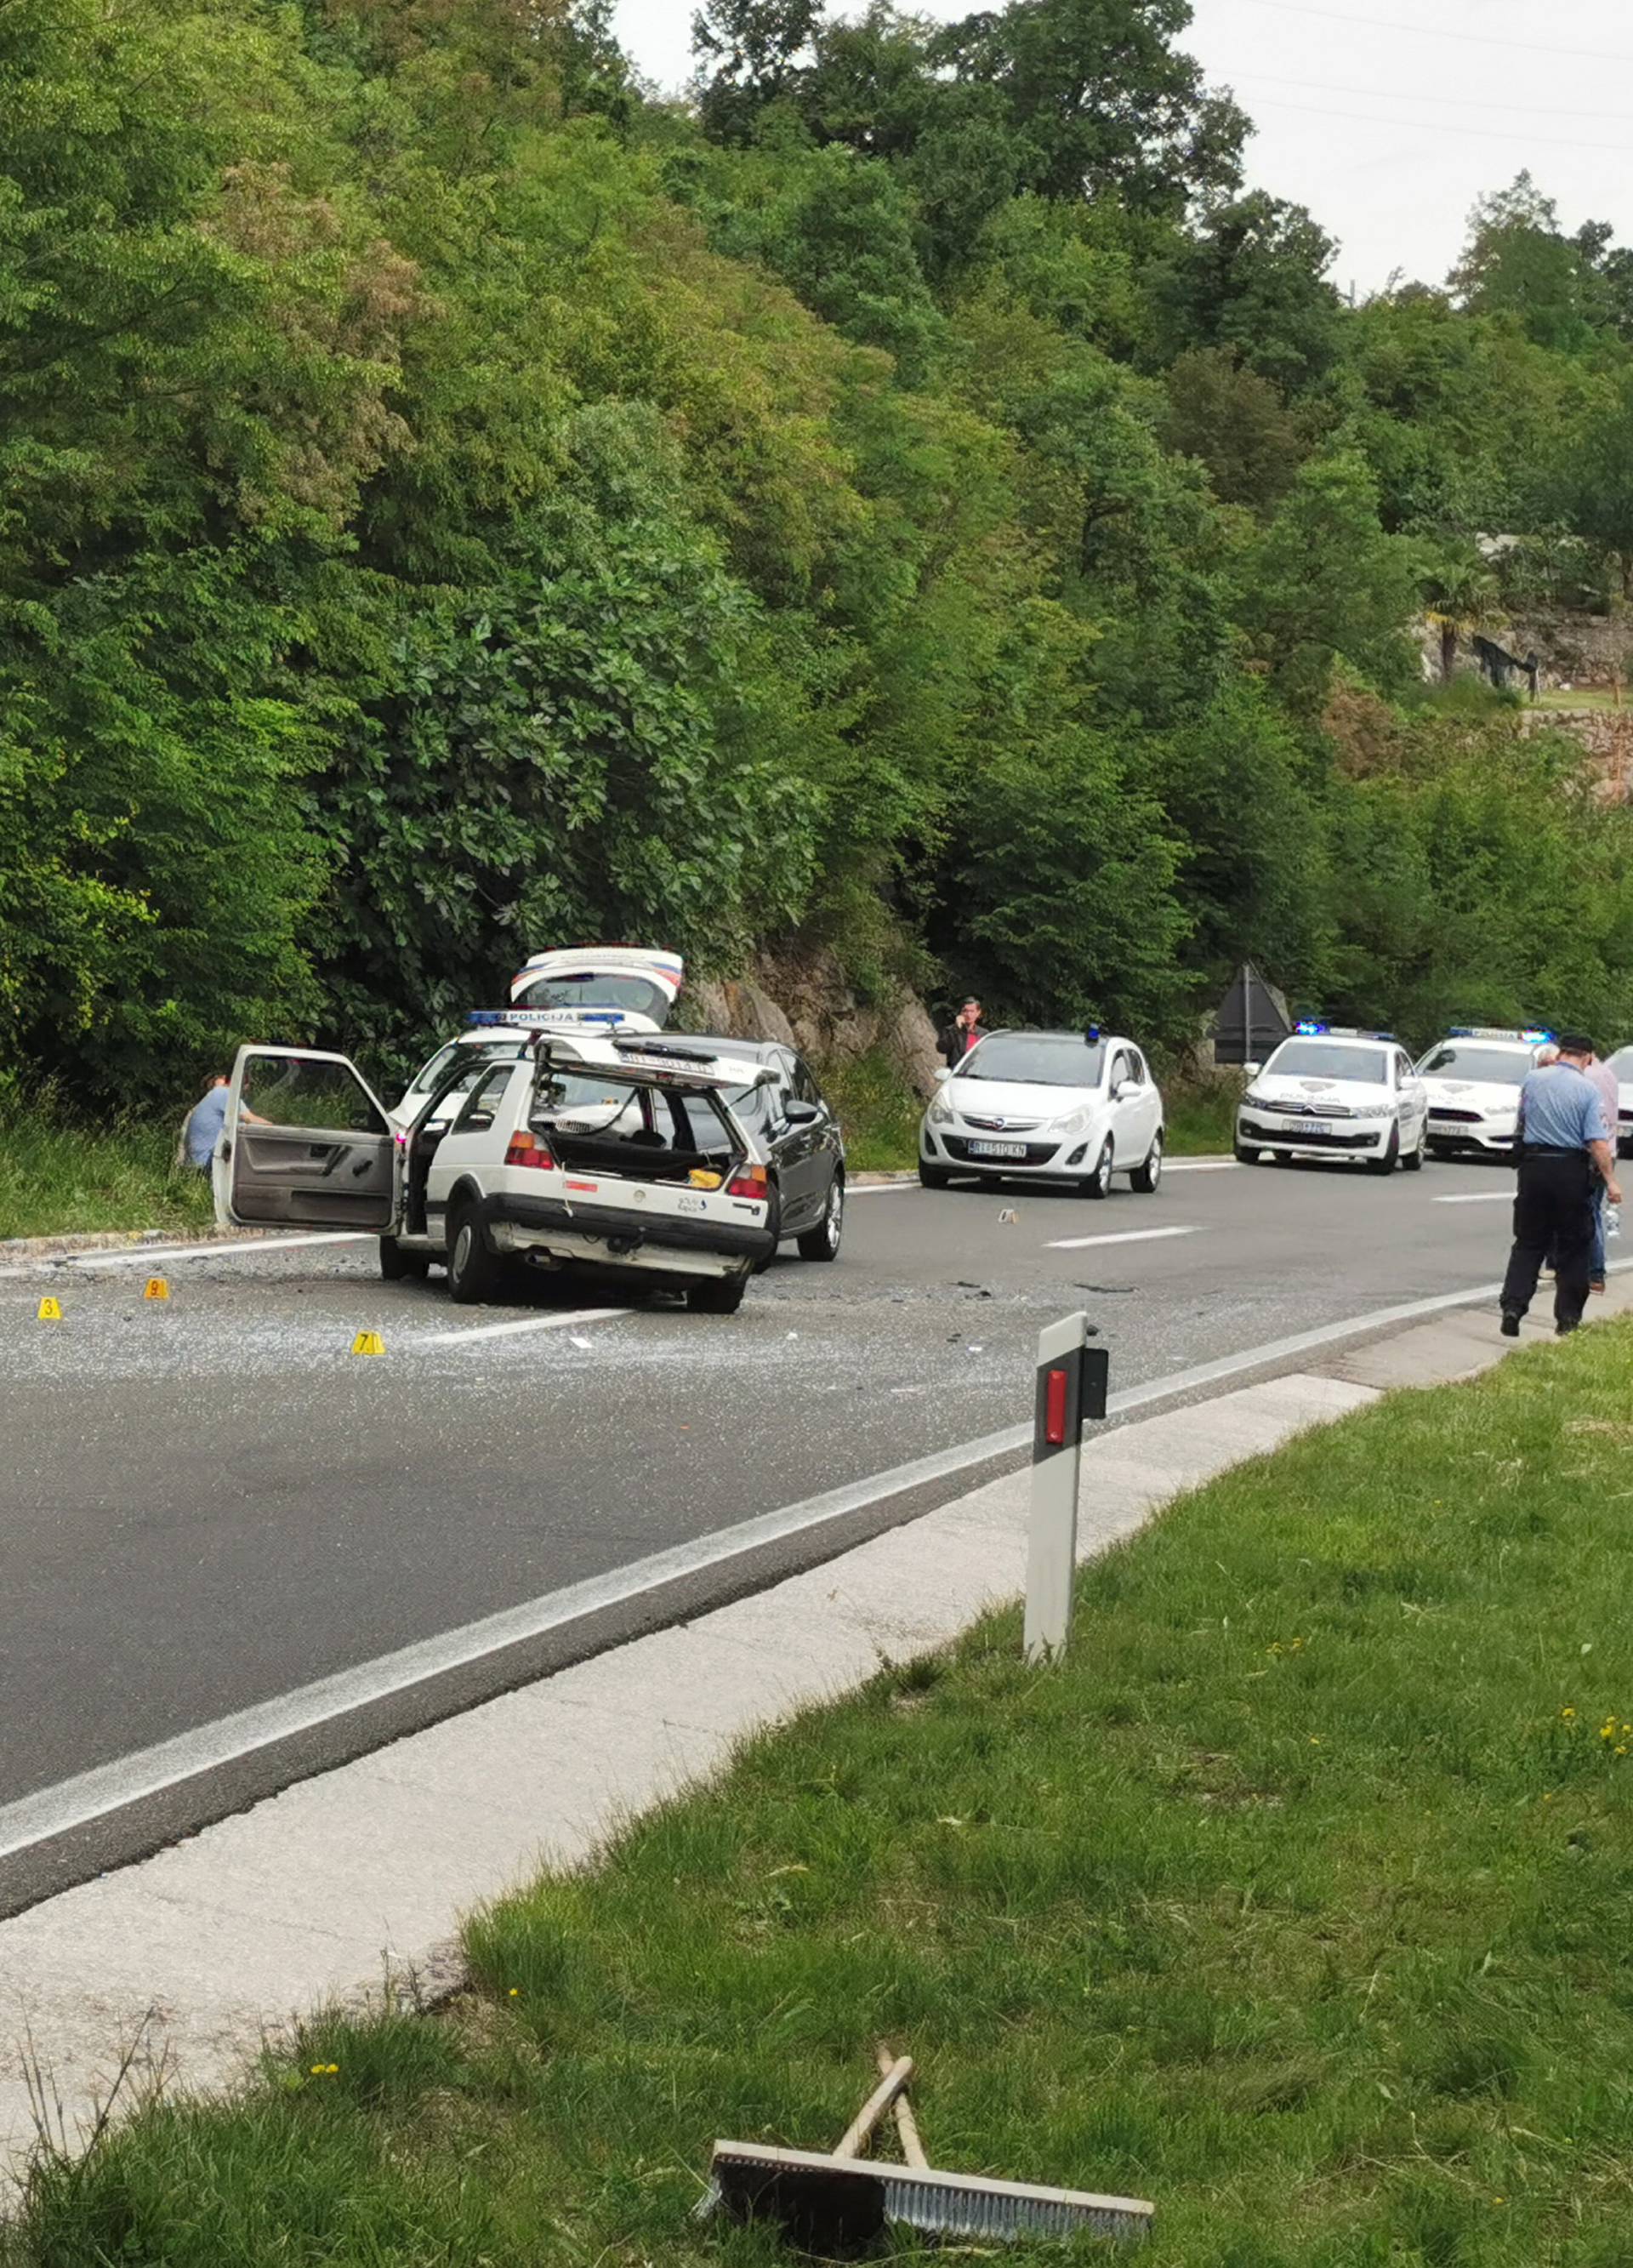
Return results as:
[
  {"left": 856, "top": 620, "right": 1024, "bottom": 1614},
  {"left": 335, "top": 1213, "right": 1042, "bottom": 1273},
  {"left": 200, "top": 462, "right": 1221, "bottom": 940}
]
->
[
  {"left": 1521, "top": 704, "right": 1633, "bottom": 799},
  {"left": 686, "top": 948, "right": 943, "bottom": 1097}
]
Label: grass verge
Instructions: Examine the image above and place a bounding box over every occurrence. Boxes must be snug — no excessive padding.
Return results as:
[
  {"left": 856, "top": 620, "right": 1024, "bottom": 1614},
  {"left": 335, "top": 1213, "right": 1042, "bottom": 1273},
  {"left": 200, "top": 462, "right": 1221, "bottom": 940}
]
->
[
  {"left": 11, "top": 1331, "right": 1633, "bottom": 2265},
  {"left": 0, "top": 1101, "right": 213, "bottom": 1241}
]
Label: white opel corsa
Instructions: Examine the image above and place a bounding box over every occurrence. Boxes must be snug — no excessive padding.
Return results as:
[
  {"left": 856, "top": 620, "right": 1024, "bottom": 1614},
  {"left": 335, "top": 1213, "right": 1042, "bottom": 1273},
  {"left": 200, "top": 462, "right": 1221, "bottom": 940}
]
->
[
  {"left": 918, "top": 1029, "right": 1165, "bottom": 1197},
  {"left": 1236, "top": 1025, "right": 1428, "bottom": 1173}
]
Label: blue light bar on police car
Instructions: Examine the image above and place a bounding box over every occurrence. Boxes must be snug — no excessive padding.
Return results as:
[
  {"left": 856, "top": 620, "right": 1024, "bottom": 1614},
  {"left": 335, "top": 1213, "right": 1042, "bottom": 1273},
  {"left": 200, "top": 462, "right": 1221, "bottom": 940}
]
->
[
  {"left": 1294, "top": 1019, "right": 1328, "bottom": 1035},
  {"left": 1296, "top": 1020, "right": 1395, "bottom": 1040},
  {"left": 467, "top": 1007, "right": 629, "bottom": 1029},
  {"left": 1448, "top": 1025, "right": 1553, "bottom": 1044}
]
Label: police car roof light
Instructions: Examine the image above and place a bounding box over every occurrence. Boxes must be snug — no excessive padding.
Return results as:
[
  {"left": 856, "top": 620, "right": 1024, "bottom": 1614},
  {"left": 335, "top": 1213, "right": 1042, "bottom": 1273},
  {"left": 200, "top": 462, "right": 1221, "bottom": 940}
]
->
[
  {"left": 466, "top": 1007, "right": 628, "bottom": 1030},
  {"left": 1447, "top": 1025, "right": 1553, "bottom": 1045},
  {"left": 1085, "top": 1024, "right": 1101, "bottom": 1044},
  {"left": 1294, "top": 1019, "right": 1328, "bottom": 1035}
]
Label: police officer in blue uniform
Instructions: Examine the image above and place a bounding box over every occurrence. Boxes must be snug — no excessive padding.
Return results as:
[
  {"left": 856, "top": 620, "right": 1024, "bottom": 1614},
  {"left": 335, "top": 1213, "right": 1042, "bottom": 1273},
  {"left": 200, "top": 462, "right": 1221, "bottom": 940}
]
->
[{"left": 1500, "top": 1033, "right": 1622, "bottom": 1336}]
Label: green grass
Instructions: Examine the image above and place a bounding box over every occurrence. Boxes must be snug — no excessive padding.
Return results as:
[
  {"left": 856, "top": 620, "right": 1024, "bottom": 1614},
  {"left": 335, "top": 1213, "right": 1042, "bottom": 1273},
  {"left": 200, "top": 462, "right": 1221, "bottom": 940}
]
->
[
  {"left": 11, "top": 1331, "right": 1633, "bottom": 2266},
  {"left": 1533, "top": 688, "right": 1625, "bottom": 712},
  {"left": 1163, "top": 1075, "right": 1242, "bottom": 1156},
  {"left": 0, "top": 1102, "right": 213, "bottom": 1241}
]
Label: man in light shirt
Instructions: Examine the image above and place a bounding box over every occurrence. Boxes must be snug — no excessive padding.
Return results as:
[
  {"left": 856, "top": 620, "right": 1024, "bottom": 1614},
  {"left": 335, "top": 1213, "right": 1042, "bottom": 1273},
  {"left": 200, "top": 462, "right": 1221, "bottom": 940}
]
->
[
  {"left": 1585, "top": 1047, "right": 1622, "bottom": 1292},
  {"left": 1500, "top": 1034, "right": 1621, "bottom": 1337}
]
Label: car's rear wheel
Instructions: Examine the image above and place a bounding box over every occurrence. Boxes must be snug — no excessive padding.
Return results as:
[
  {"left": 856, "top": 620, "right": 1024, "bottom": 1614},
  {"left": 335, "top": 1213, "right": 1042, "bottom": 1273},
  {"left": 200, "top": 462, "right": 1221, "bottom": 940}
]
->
[
  {"left": 918, "top": 1160, "right": 950, "bottom": 1189},
  {"left": 1130, "top": 1130, "right": 1164, "bottom": 1194},
  {"left": 378, "top": 1235, "right": 430, "bottom": 1284},
  {"left": 686, "top": 1274, "right": 746, "bottom": 1314},
  {"left": 797, "top": 1174, "right": 845, "bottom": 1260},
  {"left": 447, "top": 1203, "right": 504, "bottom": 1303},
  {"left": 1084, "top": 1138, "right": 1115, "bottom": 1199},
  {"left": 1367, "top": 1128, "right": 1401, "bottom": 1177}
]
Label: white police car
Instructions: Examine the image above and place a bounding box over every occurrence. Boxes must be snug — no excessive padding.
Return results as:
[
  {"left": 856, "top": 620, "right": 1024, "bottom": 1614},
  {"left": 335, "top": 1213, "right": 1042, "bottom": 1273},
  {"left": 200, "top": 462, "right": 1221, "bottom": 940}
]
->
[
  {"left": 1416, "top": 1027, "right": 1551, "bottom": 1159},
  {"left": 1607, "top": 1043, "right": 1633, "bottom": 1158},
  {"left": 1235, "top": 1023, "right": 1428, "bottom": 1174},
  {"left": 392, "top": 946, "right": 685, "bottom": 1131},
  {"left": 214, "top": 1023, "right": 778, "bottom": 1312},
  {"left": 919, "top": 1028, "right": 1164, "bottom": 1196}
]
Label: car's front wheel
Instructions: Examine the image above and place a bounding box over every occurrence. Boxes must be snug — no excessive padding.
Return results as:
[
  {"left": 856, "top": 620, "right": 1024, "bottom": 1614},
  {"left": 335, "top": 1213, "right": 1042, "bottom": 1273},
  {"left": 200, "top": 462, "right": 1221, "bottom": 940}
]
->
[
  {"left": 686, "top": 1274, "right": 746, "bottom": 1315},
  {"left": 918, "top": 1160, "right": 951, "bottom": 1189},
  {"left": 447, "top": 1203, "right": 505, "bottom": 1303},
  {"left": 378, "top": 1235, "right": 430, "bottom": 1283},
  {"left": 1401, "top": 1120, "right": 1426, "bottom": 1172},
  {"left": 1084, "top": 1138, "right": 1115, "bottom": 1200},
  {"left": 797, "top": 1174, "right": 845, "bottom": 1260},
  {"left": 1130, "top": 1130, "right": 1164, "bottom": 1194},
  {"left": 1233, "top": 1141, "right": 1262, "bottom": 1165},
  {"left": 1367, "top": 1128, "right": 1402, "bottom": 1178}
]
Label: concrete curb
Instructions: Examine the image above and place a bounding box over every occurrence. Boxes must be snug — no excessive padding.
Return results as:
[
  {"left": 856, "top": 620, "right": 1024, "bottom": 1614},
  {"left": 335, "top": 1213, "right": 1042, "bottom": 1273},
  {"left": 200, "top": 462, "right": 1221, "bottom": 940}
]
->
[
  {"left": 3, "top": 1280, "right": 1625, "bottom": 2182},
  {"left": 0, "top": 1225, "right": 272, "bottom": 1267}
]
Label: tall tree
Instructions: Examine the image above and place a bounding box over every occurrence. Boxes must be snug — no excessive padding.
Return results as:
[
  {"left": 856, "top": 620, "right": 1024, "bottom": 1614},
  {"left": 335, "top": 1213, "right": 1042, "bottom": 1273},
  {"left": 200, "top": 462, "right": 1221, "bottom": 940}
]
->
[{"left": 692, "top": 0, "right": 823, "bottom": 142}]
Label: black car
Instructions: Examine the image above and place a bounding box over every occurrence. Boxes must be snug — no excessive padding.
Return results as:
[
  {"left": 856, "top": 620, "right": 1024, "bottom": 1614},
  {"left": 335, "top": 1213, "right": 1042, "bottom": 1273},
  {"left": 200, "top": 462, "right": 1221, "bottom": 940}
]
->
[{"left": 686, "top": 1036, "right": 845, "bottom": 1262}]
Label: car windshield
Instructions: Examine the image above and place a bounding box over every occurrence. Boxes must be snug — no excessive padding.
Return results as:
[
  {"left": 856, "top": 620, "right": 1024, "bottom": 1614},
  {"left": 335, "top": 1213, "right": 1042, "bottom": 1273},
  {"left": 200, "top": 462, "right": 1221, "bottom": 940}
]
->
[
  {"left": 960, "top": 1034, "right": 1108, "bottom": 1087},
  {"left": 530, "top": 1070, "right": 649, "bottom": 1131},
  {"left": 512, "top": 972, "right": 672, "bottom": 1023},
  {"left": 1609, "top": 1046, "right": 1633, "bottom": 1080},
  {"left": 1265, "top": 1042, "right": 1389, "bottom": 1082},
  {"left": 1418, "top": 1046, "right": 1529, "bottom": 1085}
]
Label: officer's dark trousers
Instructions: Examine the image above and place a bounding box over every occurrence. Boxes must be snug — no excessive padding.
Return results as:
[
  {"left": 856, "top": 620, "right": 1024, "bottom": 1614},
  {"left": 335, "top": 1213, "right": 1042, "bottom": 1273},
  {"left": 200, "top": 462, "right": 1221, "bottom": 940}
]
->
[{"left": 1502, "top": 1149, "right": 1596, "bottom": 1328}]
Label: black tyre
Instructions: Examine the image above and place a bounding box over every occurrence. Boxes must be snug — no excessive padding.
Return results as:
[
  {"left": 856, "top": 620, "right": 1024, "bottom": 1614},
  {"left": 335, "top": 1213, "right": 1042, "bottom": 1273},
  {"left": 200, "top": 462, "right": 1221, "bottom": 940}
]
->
[
  {"left": 1233, "top": 1141, "right": 1262, "bottom": 1165},
  {"left": 753, "top": 1188, "right": 782, "bottom": 1273},
  {"left": 378, "top": 1235, "right": 429, "bottom": 1283},
  {"left": 1084, "top": 1138, "right": 1115, "bottom": 1200},
  {"left": 1402, "top": 1121, "right": 1426, "bottom": 1172},
  {"left": 797, "top": 1174, "right": 845, "bottom": 1261},
  {"left": 686, "top": 1274, "right": 747, "bottom": 1314},
  {"left": 918, "top": 1160, "right": 951, "bottom": 1189},
  {"left": 1427, "top": 1141, "right": 1453, "bottom": 1161},
  {"left": 1367, "top": 1128, "right": 1401, "bottom": 1178},
  {"left": 1130, "top": 1130, "right": 1164, "bottom": 1194},
  {"left": 447, "top": 1202, "right": 504, "bottom": 1303}
]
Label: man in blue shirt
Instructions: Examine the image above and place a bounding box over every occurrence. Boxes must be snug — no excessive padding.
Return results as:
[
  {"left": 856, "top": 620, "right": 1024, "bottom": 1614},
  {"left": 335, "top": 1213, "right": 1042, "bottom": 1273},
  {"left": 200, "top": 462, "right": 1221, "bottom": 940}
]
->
[
  {"left": 180, "top": 1077, "right": 262, "bottom": 1170},
  {"left": 1500, "top": 1034, "right": 1621, "bottom": 1336}
]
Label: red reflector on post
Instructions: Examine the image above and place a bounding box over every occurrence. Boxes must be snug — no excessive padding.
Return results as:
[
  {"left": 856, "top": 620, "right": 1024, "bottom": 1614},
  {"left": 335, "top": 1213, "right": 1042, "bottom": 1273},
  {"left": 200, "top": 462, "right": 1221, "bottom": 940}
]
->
[{"left": 1044, "top": 1366, "right": 1068, "bottom": 1446}]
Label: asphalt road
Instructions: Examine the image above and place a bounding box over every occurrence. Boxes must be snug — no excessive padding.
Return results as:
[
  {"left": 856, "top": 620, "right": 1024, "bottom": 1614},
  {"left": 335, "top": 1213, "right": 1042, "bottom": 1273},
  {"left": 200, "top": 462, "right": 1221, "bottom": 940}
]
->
[{"left": 0, "top": 1152, "right": 1522, "bottom": 1908}]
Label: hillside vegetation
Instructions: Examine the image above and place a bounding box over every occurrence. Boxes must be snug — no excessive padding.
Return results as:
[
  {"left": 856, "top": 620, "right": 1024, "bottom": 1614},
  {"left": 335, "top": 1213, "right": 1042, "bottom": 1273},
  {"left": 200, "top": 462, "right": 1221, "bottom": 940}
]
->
[{"left": 8, "top": 0, "right": 1633, "bottom": 1107}]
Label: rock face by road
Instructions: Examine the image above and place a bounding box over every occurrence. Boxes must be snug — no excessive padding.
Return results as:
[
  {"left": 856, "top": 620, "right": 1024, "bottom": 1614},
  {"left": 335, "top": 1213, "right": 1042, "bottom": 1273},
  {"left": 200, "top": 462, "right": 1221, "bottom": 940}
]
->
[{"left": 686, "top": 946, "right": 944, "bottom": 1096}]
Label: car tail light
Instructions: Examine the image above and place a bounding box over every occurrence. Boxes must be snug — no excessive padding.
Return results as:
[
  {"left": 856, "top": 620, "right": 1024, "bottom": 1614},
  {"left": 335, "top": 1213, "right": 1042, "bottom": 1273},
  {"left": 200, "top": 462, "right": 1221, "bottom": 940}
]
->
[
  {"left": 504, "top": 1131, "right": 555, "bottom": 1170},
  {"left": 726, "top": 1160, "right": 770, "bottom": 1201}
]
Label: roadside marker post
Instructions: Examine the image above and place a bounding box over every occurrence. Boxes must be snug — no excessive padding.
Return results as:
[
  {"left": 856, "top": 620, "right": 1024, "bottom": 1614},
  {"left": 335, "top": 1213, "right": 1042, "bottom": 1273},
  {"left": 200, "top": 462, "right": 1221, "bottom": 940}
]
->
[
  {"left": 1023, "top": 1313, "right": 1107, "bottom": 1664},
  {"left": 143, "top": 1277, "right": 169, "bottom": 1302},
  {"left": 351, "top": 1331, "right": 386, "bottom": 1358},
  {"left": 36, "top": 1296, "right": 62, "bottom": 1324}
]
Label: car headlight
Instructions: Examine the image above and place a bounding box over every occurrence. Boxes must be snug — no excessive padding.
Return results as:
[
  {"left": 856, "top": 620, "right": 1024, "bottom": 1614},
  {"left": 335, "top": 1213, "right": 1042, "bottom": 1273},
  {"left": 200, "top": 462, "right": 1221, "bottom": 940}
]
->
[
  {"left": 1242, "top": 1089, "right": 1271, "bottom": 1109},
  {"left": 928, "top": 1098, "right": 954, "bottom": 1125},
  {"left": 1049, "top": 1107, "right": 1091, "bottom": 1138}
]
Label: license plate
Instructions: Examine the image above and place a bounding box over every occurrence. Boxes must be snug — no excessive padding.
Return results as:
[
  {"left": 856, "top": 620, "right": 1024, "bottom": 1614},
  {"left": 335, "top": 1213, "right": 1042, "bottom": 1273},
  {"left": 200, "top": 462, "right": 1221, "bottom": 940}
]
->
[
  {"left": 969, "top": 1141, "right": 1029, "bottom": 1160},
  {"left": 1296, "top": 1120, "right": 1332, "bottom": 1137}
]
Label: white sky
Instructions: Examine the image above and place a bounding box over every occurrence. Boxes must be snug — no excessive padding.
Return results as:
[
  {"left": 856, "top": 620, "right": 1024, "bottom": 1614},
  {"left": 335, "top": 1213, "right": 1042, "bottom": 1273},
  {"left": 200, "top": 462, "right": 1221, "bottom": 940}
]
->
[{"left": 612, "top": 0, "right": 1633, "bottom": 296}]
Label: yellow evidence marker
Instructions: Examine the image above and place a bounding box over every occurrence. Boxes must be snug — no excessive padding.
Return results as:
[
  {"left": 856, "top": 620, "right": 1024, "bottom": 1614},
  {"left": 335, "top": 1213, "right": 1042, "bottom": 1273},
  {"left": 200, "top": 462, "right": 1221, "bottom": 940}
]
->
[
  {"left": 144, "top": 1277, "right": 170, "bottom": 1302},
  {"left": 351, "top": 1331, "right": 386, "bottom": 1358},
  {"left": 37, "top": 1296, "right": 62, "bottom": 1323}
]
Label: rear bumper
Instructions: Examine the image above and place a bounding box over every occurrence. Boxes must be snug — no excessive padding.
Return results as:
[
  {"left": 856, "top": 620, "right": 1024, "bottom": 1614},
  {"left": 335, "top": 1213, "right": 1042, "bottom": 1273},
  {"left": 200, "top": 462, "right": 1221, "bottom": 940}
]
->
[{"left": 480, "top": 1191, "right": 774, "bottom": 1278}]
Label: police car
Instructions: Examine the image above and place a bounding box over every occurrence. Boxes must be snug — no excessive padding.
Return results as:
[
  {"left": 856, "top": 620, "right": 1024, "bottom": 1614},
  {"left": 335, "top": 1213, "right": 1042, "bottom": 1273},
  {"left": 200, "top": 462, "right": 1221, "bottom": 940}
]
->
[
  {"left": 1606, "top": 1043, "right": 1633, "bottom": 1158},
  {"left": 391, "top": 946, "right": 684, "bottom": 1130},
  {"left": 213, "top": 1021, "right": 777, "bottom": 1312},
  {"left": 1416, "top": 1027, "right": 1551, "bottom": 1159},
  {"left": 1235, "top": 1023, "right": 1429, "bottom": 1173},
  {"left": 919, "top": 1028, "right": 1164, "bottom": 1195}
]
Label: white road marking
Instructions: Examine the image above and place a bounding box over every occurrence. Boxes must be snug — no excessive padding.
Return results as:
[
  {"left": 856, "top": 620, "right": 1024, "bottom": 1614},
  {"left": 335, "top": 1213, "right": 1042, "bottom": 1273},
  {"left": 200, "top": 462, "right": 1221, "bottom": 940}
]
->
[
  {"left": 1045, "top": 1225, "right": 1202, "bottom": 1251},
  {"left": 1433, "top": 1192, "right": 1513, "bottom": 1205},
  {"left": 421, "top": 1306, "right": 628, "bottom": 1348},
  {"left": 846, "top": 1182, "right": 920, "bottom": 1194},
  {"left": 1163, "top": 1159, "right": 1238, "bottom": 1173},
  {"left": 65, "top": 1232, "right": 373, "bottom": 1270},
  {"left": 6, "top": 1265, "right": 1602, "bottom": 1866}
]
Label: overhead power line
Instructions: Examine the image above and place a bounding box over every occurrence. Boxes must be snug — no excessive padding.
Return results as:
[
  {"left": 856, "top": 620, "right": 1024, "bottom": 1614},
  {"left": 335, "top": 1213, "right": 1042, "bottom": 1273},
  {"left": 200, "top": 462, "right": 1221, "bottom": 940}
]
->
[
  {"left": 1247, "top": 92, "right": 1633, "bottom": 157},
  {"left": 1230, "top": 0, "right": 1633, "bottom": 67},
  {"left": 1234, "top": 67, "right": 1633, "bottom": 124}
]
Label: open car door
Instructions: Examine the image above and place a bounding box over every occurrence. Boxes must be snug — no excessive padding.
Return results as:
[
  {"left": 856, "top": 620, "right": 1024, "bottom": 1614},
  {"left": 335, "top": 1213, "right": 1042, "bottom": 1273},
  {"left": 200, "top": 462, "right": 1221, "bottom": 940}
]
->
[{"left": 214, "top": 1047, "right": 401, "bottom": 1232}]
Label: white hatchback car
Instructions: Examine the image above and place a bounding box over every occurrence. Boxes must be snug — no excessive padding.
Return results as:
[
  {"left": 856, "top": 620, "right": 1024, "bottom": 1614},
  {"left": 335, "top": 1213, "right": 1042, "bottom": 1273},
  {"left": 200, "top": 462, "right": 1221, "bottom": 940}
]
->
[
  {"left": 214, "top": 1027, "right": 777, "bottom": 1313},
  {"left": 1417, "top": 1028, "right": 1550, "bottom": 1159},
  {"left": 1236, "top": 1025, "right": 1428, "bottom": 1173},
  {"left": 1606, "top": 1042, "right": 1633, "bottom": 1159},
  {"left": 919, "top": 1029, "right": 1165, "bottom": 1196}
]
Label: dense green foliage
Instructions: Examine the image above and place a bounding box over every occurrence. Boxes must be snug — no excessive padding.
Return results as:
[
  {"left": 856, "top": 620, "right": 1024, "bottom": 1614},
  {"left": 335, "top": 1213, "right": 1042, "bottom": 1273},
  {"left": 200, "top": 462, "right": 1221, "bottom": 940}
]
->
[{"left": 7, "top": 0, "right": 1633, "bottom": 1104}]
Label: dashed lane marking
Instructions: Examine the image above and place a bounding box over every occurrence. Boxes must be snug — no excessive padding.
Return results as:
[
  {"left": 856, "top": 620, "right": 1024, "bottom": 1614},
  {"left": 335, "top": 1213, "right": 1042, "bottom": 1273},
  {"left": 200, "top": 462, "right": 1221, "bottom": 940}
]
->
[
  {"left": 420, "top": 1305, "right": 629, "bottom": 1348},
  {"left": 1432, "top": 1192, "right": 1514, "bottom": 1205},
  {"left": 1044, "top": 1225, "right": 1203, "bottom": 1252}
]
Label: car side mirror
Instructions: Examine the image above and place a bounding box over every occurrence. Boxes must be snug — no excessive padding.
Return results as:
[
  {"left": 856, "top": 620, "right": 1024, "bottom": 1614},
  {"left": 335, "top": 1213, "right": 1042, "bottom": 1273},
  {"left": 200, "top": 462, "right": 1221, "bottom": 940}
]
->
[
  {"left": 1242, "top": 1061, "right": 1261, "bottom": 1080},
  {"left": 933, "top": 1066, "right": 953, "bottom": 1086},
  {"left": 1113, "top": 1079, "right": 1139, "bottom": 1101},
  {"left": 783, "top": 1099, "right": 822, "bottom": 1126}
]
